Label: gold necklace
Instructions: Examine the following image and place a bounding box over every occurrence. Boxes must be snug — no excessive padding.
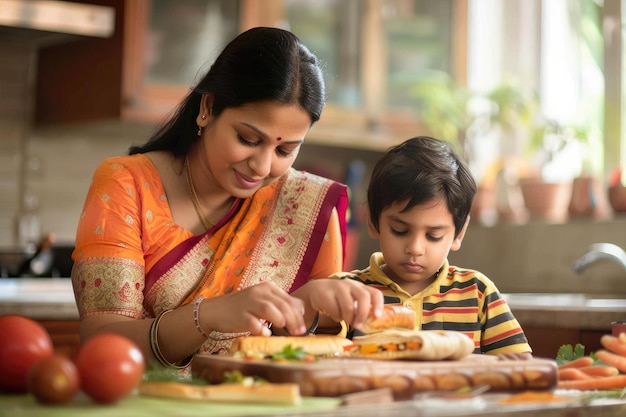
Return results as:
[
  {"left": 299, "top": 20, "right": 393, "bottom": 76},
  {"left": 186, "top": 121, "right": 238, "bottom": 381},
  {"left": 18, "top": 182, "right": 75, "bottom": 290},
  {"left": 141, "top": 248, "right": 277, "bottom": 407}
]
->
[{"left": 184, "top": 156, "right": 213, "bottom": 230}]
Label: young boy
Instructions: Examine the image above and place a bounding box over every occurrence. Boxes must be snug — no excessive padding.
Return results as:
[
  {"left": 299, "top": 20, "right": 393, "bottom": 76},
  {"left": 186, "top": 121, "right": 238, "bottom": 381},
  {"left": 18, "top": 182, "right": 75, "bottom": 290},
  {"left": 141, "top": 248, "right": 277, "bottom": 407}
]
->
[{"left": 334, "top": 136, "right": 532, "bottom": 358}]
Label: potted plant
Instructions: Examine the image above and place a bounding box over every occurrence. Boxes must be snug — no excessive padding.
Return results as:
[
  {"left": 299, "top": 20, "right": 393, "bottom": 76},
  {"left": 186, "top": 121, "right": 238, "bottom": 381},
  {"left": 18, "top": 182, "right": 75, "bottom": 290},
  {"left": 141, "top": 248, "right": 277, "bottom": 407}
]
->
[
  {"left": 411, "top": 75, "right": 536, "bottom": 225},
  {"left": 520, "top": 119, "right": 608, "bottom": 221}
]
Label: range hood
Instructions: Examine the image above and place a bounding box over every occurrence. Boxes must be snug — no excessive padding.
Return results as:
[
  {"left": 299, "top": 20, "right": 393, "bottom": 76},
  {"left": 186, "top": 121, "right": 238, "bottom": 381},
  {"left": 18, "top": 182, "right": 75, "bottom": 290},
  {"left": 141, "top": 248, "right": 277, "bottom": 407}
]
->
[{"left": 0, "top": 0, "right": 115, "bottom": 45}]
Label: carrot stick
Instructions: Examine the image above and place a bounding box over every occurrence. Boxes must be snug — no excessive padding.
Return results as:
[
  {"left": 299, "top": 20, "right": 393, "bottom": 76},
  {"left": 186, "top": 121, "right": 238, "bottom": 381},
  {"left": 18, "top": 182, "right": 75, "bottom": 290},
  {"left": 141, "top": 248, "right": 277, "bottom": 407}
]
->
[
  {"left": 558, "top": 356, "right": 594, "bottom": 369},
  {"left": 601, "top": 334, "right": 626, "bottom": 356},
  {"left": 620, "top": 333, "right": 626, "bottom": 344},
  {"left": 578, "top": 365, "right": 620, "bottom": 378},
  {"left": 595, "top": 349, "right": 626, "bottom": 373},
  {"left": 557, "top": 375, "right": 626, "bottom": 390},
  {"left": 558, "top": 368, "right": 593, "bottom": 381}
]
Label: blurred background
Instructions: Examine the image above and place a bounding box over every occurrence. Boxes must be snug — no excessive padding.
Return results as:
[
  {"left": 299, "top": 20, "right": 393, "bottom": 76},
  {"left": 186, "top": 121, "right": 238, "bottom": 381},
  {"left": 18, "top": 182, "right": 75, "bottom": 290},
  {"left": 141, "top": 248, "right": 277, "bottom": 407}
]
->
[{"left": 0, "top": 0, "right": 625, "bottom": 296}]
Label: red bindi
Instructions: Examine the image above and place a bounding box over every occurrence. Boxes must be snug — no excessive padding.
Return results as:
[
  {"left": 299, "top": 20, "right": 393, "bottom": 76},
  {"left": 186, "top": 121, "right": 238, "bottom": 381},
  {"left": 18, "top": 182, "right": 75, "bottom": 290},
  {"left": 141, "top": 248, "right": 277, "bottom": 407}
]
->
[{"left": 276, "top": 137, "right": 282, "bottom": 141}]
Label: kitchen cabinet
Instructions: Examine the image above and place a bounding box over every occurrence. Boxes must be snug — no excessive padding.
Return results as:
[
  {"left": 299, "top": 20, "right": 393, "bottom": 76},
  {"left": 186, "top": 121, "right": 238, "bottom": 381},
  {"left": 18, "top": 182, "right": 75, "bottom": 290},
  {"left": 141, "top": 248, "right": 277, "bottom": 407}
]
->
[
  {"left": 521, "top": 325, "right": 606, "bottom": 359},
  {"left": 38, "top": 319, "right": 81, "bottom": 358},
  {"left": 33, "top": 0, "right": 464, "bottom": 153},
  {"left": 34, "top": 0, "right": 126, "bottom": 126}
]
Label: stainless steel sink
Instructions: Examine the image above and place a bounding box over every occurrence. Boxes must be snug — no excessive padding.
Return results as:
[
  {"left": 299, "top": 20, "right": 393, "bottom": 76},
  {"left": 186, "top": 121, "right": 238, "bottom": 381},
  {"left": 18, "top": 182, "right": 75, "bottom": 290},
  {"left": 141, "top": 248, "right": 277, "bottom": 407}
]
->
[{"left": 501, "top": 293, "right": 626, "bottom": 311}]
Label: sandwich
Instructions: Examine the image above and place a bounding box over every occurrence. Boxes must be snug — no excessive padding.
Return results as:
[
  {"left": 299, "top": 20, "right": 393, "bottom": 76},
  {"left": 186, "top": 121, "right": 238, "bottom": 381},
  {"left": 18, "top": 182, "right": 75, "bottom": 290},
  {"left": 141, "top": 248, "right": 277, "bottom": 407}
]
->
[
  {"left": 138, "top": 380, "right": 302, "bottom": 405},
  {"left": 343, "top": 329, "right": 476, "bottom": 360},
  {"left": 359, "top": 304, "right": 415, "bottom": 334},
  {"left": 230, "top": 334, "right": 353, "bottom": 359}
]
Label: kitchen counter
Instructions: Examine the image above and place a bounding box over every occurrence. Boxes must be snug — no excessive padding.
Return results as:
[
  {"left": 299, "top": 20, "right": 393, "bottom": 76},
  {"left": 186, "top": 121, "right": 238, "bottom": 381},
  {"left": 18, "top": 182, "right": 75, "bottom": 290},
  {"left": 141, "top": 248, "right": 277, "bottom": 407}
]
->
[
  {"left": 502, "top": 293, "right": 626, "bottom": 331},
  {"left": 0, "top": 279, "right": 624, "bottom": 330},
  {"left": 0, "top": 278, "right": 77, "bottom": 319},
  {"left": 1, "top": 390, "right": 626, "bottom": 417},
  {"left": 2, "top": 280, "right": 626, "bottom": 416}
]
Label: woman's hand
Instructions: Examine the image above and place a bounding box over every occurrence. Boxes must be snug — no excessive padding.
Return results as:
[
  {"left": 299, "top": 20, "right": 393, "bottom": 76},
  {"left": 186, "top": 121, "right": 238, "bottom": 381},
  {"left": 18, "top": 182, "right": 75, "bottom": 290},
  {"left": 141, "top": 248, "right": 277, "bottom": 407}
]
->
[
  {"left": 294, "top": 279, "right": 384, "bottom": 331},
  {"left": 201, "top": 281, "right": 307, "bottom": 336}
]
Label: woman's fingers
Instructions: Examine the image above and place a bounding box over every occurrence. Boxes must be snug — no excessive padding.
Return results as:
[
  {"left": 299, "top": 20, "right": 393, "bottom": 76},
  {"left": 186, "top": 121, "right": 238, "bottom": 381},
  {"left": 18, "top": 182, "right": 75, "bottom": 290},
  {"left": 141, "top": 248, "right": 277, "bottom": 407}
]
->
[
  {"left": 204, "top": 281, "right": 305, "bottom": 336},
  {"left": 242, "top": 281, "right": 306, "bottom": 335}
]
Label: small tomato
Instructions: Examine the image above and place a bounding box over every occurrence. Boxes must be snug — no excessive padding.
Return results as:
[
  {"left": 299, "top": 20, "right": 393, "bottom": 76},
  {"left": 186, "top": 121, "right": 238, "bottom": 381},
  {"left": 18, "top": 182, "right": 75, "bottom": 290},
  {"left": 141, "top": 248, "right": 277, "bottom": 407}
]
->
[
  {"left": 28, "top": 354, "right": 80, "bottom": 404},
  {"left": 0, "top": 314, "right": 54, "bottom": 393},
  {"left": 75, "top": 333, "right": 145, "bottom": 404}
]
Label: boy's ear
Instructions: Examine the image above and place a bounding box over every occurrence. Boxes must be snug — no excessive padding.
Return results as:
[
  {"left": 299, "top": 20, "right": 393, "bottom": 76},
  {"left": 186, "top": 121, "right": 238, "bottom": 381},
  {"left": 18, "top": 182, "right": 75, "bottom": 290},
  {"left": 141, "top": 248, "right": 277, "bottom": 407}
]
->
[
  {"left": 366, "top": 206, "right": 380, "bottom": 239},
  {"left": 450, "top": 216, "right": 471, "bottom": 252}
]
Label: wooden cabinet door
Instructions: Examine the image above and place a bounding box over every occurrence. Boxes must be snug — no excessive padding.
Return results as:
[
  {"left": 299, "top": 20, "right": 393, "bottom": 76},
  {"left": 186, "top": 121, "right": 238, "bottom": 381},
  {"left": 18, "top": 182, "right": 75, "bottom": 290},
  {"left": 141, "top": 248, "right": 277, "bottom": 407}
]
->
[{"left": 38, "top": 319, "right": 81, "bottom": 359}]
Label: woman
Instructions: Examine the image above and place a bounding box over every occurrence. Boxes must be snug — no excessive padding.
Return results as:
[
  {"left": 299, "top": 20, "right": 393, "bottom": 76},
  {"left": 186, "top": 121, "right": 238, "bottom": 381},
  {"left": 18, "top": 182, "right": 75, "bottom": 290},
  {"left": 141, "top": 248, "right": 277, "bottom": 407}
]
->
[{"left": 71, "top": 27, "right": 383, "bottom": 367}]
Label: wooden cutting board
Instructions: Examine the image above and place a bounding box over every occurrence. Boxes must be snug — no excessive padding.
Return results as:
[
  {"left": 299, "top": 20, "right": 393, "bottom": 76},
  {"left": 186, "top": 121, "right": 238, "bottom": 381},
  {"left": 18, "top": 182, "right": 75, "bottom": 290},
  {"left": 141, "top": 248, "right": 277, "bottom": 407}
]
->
[{"left": 191, "top": 354, "right": 557, "bottom": 400}]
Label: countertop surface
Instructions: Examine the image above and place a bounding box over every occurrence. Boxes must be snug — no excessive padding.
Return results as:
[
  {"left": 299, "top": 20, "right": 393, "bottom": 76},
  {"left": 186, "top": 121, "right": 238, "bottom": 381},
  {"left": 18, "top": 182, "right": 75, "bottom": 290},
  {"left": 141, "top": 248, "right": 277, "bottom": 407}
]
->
[
  {"left": 1, "top": 390, "right": 626, "bottom": 417},
  {"left": 0, "top": 279, "right": 625, "bottom": 330},
  {"left": 0, "top": 278, "right": 78, "bottom": 319},
  {"left": 2, "top": 279, "right": 626, "bottom": 416}
]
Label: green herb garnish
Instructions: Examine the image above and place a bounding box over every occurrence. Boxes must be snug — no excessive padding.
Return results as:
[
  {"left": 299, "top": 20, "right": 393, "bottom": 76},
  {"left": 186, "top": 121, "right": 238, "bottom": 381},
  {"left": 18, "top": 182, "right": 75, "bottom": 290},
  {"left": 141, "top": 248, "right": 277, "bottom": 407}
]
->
[{"left": 271, "top": 344, "right": 311, "bottom": 361}]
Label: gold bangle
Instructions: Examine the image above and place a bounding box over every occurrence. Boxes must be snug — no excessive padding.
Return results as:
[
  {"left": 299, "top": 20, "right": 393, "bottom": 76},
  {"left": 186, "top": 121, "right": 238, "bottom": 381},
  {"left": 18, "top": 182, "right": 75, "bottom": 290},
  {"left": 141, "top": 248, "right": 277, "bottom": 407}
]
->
[{"left": 149, "top": 310, "right": 192, "bottom": 369}]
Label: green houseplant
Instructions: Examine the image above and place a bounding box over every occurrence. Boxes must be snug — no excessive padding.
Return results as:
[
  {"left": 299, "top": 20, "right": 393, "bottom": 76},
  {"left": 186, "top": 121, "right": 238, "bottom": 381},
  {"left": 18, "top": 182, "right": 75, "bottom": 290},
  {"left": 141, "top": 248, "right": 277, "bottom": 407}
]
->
[
  {"left": 412, "top": 71, "right": 605, "bottom": 223},
  {"left": 410, "top": 74, "right": 537, "bottom": 224}
]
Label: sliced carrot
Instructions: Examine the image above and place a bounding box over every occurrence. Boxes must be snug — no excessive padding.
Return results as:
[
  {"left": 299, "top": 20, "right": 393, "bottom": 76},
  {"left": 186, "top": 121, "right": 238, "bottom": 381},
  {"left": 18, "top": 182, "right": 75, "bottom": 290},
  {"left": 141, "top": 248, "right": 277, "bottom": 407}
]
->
[
  {"left": 600, "top": 334, "right": 626, "bottom": 356},
  {"left": 405, "top": 341, "right": 422, "bottom": 350},
  {"left": 595, "top": 349, "right": 626, "bottom": 373},
  {"left": 359, "top": 344, "right": 379, "bottom": 355},
  {"left": 557, "top": 367, "right": 593, "bottom": 381},
  {"left": 381, "top": 343, "right": 398, "bottom": 352},
  {"left": 557, "top": 375, "right": 626, "bottom": 390},
  {"left": 578, "top": 365, "right": 620, "bottom": 378},
  {"left": 558, "top": 356, "right": 594, "bottom": 369}
]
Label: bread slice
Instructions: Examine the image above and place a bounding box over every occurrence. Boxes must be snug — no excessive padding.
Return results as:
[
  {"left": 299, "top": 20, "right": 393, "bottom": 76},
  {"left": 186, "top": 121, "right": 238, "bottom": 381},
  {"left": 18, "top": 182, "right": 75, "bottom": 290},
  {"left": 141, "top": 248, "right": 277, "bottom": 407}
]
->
[{"left": 138, "top": 381, "right": 302, "bottom": 405}]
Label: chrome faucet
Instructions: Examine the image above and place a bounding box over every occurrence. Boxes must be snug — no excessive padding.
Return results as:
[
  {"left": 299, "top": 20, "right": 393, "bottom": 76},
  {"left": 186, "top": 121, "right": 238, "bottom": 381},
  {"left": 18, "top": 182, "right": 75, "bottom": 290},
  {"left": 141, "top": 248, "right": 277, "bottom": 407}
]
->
[{"left": 571, "top": 243, "right": 626, "bottom": 273}]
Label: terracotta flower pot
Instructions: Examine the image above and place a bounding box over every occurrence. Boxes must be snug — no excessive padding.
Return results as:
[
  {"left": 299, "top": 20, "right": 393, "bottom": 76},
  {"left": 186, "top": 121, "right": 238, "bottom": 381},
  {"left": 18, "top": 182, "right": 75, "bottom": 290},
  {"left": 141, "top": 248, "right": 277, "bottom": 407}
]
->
[
  {"left": 568, "top": 176, "right": 609, "bottom": 219},
  {"left": 608, "top": 185, "right": 626, "bottom": 213},
  {"left": 519, "top": 178, "right": 572, "bottom": 223}
]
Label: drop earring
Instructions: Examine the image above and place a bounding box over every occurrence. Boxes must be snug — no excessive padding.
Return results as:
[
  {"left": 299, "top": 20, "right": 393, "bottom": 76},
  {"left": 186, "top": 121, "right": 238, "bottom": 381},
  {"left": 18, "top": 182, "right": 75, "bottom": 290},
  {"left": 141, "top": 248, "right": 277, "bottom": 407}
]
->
[{"left": 197, "top": 126, "right": 202, "bottom": 136}]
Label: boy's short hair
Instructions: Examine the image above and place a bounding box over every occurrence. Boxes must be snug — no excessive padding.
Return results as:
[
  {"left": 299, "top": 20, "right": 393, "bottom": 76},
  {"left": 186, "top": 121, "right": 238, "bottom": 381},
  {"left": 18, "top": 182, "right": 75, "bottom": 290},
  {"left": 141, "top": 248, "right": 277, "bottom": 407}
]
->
[{"left": 367, "top": 136, "right": 477, "bottom": 236}]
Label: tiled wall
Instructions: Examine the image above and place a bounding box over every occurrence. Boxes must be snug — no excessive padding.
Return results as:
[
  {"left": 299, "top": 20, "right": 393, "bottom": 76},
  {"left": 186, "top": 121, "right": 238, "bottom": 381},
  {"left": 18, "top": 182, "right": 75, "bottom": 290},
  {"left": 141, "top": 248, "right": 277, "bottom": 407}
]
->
[
  {"left": 358, "top": 219, "right": 626, "bottom": 296},
  {"left": 0, "top": 44, "right": 34, "bottom": 247}
]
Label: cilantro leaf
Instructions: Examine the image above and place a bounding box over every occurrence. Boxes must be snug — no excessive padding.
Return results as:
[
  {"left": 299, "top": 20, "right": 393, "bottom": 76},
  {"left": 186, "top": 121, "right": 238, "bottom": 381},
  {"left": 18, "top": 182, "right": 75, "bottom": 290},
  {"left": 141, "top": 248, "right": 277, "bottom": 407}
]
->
[{"left": 556, "top": 343, "right": 586, "bottom": 365}]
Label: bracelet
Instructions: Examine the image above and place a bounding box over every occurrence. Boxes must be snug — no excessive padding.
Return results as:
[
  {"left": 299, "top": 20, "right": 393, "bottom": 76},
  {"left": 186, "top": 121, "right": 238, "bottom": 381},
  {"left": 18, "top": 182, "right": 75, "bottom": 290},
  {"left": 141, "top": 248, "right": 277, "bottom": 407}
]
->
[
  {"left": 193, "top": 296, "right": 208, "bottom": 339},
  {"left": 208, "top": 330, "right": 250, "bottom": 341},
  {"left": 149, "top": 309, "right": 192, "bottom": 369}
]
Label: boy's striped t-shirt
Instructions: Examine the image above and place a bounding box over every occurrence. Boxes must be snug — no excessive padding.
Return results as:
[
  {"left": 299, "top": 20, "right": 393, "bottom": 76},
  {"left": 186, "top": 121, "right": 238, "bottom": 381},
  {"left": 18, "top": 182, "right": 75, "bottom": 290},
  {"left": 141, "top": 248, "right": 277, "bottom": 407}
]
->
[{"left": 334, "top": 253, "right": 531, "bottom": 355}]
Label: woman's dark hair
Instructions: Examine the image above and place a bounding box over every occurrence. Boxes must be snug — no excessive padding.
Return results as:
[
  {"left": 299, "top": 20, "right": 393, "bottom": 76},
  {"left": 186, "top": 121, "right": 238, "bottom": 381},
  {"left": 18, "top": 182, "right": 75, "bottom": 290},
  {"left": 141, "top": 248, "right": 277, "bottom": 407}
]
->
[
  {"left": 129, "top": 27, "right": 326, "bottom": 156},
  {"left": 367, "top": 136, "right": 477, "bottom": 236}
]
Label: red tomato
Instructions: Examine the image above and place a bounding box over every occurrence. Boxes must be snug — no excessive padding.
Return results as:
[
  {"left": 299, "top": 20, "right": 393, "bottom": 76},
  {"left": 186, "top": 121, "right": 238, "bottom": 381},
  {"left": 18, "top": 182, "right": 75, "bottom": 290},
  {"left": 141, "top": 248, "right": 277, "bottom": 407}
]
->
[
  {"left": 27, "top": 354, "right": 80, "bottom": 404},
  {"left": 75, "top": 333, "right": 145, "bottom": 404},
  {"left": 0, "top": 314, "right": 54, "bottom": 393}
]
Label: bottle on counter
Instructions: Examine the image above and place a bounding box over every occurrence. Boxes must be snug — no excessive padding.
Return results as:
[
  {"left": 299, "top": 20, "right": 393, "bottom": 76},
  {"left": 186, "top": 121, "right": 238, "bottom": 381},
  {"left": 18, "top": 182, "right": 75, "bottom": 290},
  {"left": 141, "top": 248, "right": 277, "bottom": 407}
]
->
[{"left": 16, "top": 233, "right": 57, "bottom": 278}]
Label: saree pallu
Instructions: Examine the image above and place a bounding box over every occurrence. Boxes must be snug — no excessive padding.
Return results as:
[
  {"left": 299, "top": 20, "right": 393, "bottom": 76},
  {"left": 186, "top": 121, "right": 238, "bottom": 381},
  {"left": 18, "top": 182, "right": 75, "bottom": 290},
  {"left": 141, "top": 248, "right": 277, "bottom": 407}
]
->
[{"left": 72, "top": 154, "right": 348, "bottom": 353}]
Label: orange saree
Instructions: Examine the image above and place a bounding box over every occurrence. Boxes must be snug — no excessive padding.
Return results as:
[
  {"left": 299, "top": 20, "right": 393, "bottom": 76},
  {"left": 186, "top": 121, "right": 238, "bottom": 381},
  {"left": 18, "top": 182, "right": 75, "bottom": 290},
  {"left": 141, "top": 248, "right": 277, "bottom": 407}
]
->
[{"left": 72, "top": 154, "right": 348, "bottom": 352}]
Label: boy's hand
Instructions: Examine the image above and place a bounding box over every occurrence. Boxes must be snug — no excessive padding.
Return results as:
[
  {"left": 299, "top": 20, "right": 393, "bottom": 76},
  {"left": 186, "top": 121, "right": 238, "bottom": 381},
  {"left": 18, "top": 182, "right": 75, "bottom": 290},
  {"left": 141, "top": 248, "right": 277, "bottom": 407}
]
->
[{"left": 294, "top": 279, "right": 384, "bottom": 331}]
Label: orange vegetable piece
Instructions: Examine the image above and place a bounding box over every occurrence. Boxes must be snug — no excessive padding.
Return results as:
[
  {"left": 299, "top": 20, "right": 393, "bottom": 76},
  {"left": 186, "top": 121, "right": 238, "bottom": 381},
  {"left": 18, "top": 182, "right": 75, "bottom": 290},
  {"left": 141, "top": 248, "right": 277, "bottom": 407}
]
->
[
  {"left": 381, "top": 343, "right": 398, "bottom": 352},
  {"left": 595, "top": 349, "right": 626, "bottom": 373},
  {"left": 578, "top": 365, "right": 619, "bottom": 378},
  {"left": 557, "top": 375, "right": 626, "bottom": 390},
  {"left": 557, "top": 367, "right": 592, "bottom": 381},
  {"left": 405, "top": 341, "right": 422, "bottom": 350},
  {"left": 359, "top": 344, "right": 379, "bottom": 355},
  {"left": 600, "top": 334, "right": 626, "bottom": 357},
  {"left": 558, "top": 356, "right": 594, "bottom": 369}
]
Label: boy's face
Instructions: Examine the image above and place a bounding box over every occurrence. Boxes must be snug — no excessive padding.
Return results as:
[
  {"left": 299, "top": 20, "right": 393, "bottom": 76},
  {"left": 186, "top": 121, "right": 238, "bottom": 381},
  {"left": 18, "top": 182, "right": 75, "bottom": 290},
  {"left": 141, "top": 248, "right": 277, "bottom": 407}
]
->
[{"left": 368, "top": 197, "right": 468, "bottom": 295}]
